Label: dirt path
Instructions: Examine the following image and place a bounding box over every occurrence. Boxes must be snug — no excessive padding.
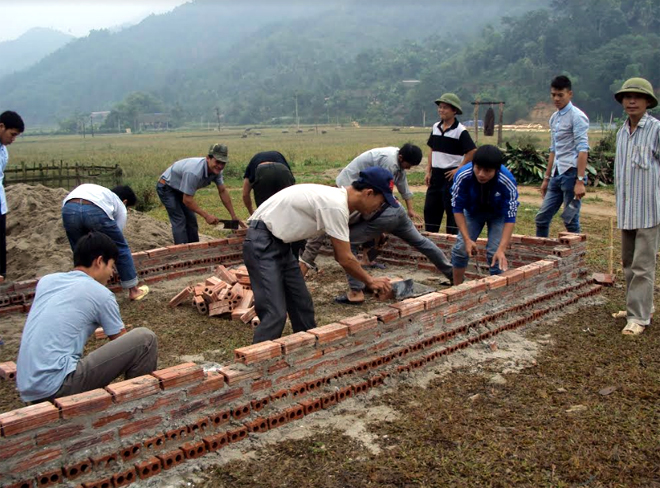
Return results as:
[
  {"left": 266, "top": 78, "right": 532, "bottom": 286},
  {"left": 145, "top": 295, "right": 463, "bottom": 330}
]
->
[{"left": 410, "top": 184, "right": 617, "bottom": 218}]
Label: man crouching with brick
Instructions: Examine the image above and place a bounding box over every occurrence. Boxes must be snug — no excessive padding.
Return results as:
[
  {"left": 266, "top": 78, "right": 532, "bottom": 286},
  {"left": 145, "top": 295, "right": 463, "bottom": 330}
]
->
[{"left": 16, "top": 232, "right": 158, "bottom": 404}]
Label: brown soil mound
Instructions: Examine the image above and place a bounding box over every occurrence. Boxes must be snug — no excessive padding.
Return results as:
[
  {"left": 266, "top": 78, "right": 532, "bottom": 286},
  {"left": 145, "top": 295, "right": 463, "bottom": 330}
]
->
[{"left": 5, "top": 184, "right": 172, "bottom": 281}]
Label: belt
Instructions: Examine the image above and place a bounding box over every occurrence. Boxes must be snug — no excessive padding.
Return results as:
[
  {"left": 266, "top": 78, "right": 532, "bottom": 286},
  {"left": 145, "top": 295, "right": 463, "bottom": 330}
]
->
[
  {"left": 249, "top": 220, "right": 269, "bottom": 230},
  {"left": 158, "top": 178, "right": 168, "bottom": 186},
  {"left": 68, "top": 198, "right": 95, "bottom": 206}
]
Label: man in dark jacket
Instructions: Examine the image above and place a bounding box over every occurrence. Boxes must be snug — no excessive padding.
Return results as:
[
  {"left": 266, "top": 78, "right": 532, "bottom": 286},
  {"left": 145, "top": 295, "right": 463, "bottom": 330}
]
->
[{"left": 451, "top": 145, "right": 519, "bottom": 285}]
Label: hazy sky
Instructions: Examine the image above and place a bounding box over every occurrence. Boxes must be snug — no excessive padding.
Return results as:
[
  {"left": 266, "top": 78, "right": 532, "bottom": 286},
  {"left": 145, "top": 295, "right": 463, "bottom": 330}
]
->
[{"left": 0, "top": 0, "right": 190, "bottom": 42}]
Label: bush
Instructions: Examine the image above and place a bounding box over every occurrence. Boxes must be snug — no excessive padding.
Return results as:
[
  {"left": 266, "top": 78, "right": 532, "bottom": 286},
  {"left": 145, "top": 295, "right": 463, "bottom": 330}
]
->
[
  {"left": 503, "top": 142, "right": 547, "bottom": 184},
  {"left": 130, "top": 181, "right": 159, "bottom": 212}
]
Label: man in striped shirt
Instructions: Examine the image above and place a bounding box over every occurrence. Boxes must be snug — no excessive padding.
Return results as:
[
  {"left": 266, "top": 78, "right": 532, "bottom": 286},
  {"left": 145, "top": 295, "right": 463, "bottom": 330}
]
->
[{"left": 613, "top": 78, "right": 660, "bottom": 336}]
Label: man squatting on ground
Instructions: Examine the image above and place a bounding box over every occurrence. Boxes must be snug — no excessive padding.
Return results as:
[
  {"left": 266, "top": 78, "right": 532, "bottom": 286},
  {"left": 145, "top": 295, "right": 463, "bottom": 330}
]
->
[
  {"left": 16, "top": 232, "right": 158, "bottom": 404},
  {"left": 244, "top": 167, "right": 395, "bottom": 344},
  {"left": 157, "top": 143, "right": 243, "bottom": 245},
  {"left": 424, "top": 93, "right": 477, "bottom": 235},
  {"left": 612, "top": 78, "right": 660, "bottom": 336},
  {"left": 451, "top": 145, "right": 519, "bottom": 286},
  {"left": 62, "top": 183, "right": 149, "bottom": 301},
  {"left": 535, "top": 75, "right": 590, "bottom": 237},
  {"left": 0, "top": 110, "right": 24, "bottom": 282},
  {"left": 299, "top": 144, "right": 454, "bottom": 304},
  {"left": 241, "top": 150, "right": 305, "bottom": 258}
]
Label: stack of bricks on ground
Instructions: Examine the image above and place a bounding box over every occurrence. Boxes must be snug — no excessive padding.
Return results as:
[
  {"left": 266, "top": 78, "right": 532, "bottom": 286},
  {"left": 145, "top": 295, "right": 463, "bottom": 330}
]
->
[
  {"left": 0, "top": 231, "right": 611, "bottom": 488},
  {"left": 168, "top": 265, "right": 259, "bottom": 327}
]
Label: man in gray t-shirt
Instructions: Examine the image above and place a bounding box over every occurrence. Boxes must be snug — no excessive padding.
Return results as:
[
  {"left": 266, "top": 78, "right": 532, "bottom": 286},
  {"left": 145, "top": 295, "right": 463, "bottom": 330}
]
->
[
  {"left": 157, "top": 143, "right": 243, "bottom": 244},
  {"left": 16, "top": 232, "right": 158, "bottom": 403}
]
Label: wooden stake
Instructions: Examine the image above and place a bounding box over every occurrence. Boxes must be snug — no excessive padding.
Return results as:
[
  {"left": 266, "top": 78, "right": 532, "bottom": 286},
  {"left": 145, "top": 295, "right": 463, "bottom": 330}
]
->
[{"left": 609, "top": 217, "right": 614, "bottom": 275}]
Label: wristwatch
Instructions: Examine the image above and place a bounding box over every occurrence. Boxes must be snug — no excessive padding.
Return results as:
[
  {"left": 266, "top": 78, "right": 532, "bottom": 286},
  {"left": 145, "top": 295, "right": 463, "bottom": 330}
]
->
[{"left": 577, "top": 176, "right": 585, "bottom": 182}]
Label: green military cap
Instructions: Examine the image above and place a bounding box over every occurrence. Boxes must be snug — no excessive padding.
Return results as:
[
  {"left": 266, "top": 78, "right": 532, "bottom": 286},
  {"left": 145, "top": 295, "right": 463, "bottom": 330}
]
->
[
  {"left": 209, "top": 143, "right": 229, "bottom": 163},
  {"left": 434, "top": 93, "right": 463, "bottom": 115},
  {"left": 615, "top": 77, "right": 658, "bottom": 109}
]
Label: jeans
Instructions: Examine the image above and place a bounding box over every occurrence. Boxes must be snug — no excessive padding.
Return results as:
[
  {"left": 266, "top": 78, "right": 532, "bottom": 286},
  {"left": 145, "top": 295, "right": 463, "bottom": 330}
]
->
[
  {"left": 156, "top": 182, "right": 199, "bottom": 244},
  {"left": 346, "top": 205, "right": 453, "bottom": 291},
  {"left": 451, "top": 210, "right": 506, "bottom": 275},
  {"left": 0, "top": 212, "right": 5, "bottom": 277},
  {"left": 244, "top": 221, "right": 315, "bottom": 343},
  {"left": 62, "top": 202, "right": 139, "bottom": 288},
  {"left": 424, "top": 167, "right": 458, "bottom": 234},
  {"left": 535, "top": 167, "right": 580, "bottom": 237}
]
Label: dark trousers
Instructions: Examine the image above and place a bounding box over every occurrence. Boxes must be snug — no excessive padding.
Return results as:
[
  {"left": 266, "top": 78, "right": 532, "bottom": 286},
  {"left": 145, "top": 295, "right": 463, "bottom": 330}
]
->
[
  {"left": 424, "top": 167, "right": 458, "bottom": 234},
  {"left": 0, "top": 212, "right": 5, "bottom": 277},
  {"left": 156, "top": 182, "right": 199, "bottom": 244},
  {"left": 243, "top": 221, "right": 315, "bottom": 344}
]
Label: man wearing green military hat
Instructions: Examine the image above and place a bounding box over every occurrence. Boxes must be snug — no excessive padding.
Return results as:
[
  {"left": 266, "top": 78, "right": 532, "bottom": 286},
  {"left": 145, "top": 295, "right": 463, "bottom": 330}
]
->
[
  {"left": 612, "top": 77, "right": 660, "bottom": 336},
  {"left": 424, "top": 93, "right": 476, "bottom": 234},
  {"left": 157, "top": 143, "right": 244, "bottom": 244}
]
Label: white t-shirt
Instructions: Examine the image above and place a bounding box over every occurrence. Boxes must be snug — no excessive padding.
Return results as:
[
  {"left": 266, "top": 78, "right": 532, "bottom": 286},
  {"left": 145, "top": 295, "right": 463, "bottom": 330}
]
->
[
  {"left": 249, "top": 184, "right": 350, "bottom": 243},
  {"left": 63, "top": 184, "right": 128, "bottom": 230}
]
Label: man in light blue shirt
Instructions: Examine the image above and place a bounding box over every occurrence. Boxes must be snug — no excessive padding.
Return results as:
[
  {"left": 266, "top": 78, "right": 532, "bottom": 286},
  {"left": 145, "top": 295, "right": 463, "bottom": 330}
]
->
[
  {"left": 535, "top": 76, "right": 590, "bottom": 237},
  {"left": 0, "top": 111, "right": 24, "bottom": 282},
  {"left": 16, "top": 232, "right": 157, "bottom": 403}
]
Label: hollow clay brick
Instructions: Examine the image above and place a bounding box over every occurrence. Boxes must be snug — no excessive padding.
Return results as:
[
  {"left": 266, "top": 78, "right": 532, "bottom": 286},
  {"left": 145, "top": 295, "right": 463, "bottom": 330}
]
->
[
  {"left": 62, "top": 458, "right": 93, "bottom": 480},
  {"left": 0, "top": 361, "right": 17, "bottom": 380},
  {"left": 369, "top": 306, "right": 401, "bottom": 323},
  {"left": 234, "top": 341, "right": 281, "bottom": 365},
  {"left": 203, "top": 432, "right": 228, "bottom": 452},
  {"left": 168, "top": 286, "right": 193, "bottom": 308},
  {"left": 273, "top": 332, "right": 316, "bottom": 354},
  {"left": 307, "top": 323, "right": 349, "bottom": 345},
  {"left": 214, "top": 265, "right": 237, "bottom": 284},
  {"left": 35, "top": 468, "right": 62, "bottom": 487},
  {"left": 339, "top": 314, "right": 378, "bottom": 334},
  {"left": 0, "top": 402, "right": 60, "bottom": 437},
  {"left": 55, "top": 389, "right": 113, "bottom": 418},
  {"left": 105, "top": 375, "right": 160, "bottom": 403},
  {"left": 151, "top": 362, "right": 204, "bottom": 390},
  {"left": 135, "top": 456, "right": 162, "bottom": 480},
  {"left": 180, "top": 440, "right": 206, "bottom": 459},
  {"left": 187, "top": 370, "right": 225, "bottom": 396},
  {"left": 219, "top": 366, "right": 262, "bottom": 385}
]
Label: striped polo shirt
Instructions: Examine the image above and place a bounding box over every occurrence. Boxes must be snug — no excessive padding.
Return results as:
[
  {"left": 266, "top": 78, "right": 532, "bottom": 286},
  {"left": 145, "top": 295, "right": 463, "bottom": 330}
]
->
[
  {"left": 615, "top": 113, "right": 660, "bottom": 230},
  {"left": 427, "top": 119, "right": 476, "bottom": 169}
]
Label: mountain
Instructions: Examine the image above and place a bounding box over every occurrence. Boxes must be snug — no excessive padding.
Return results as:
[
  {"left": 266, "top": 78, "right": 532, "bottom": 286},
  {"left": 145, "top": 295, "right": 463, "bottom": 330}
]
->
[
  {"left": 0, "top": 0, "right": 545, "bottom": 126},
  {"left": 0, "top": 28, "right": 74, "bottom": 79}
]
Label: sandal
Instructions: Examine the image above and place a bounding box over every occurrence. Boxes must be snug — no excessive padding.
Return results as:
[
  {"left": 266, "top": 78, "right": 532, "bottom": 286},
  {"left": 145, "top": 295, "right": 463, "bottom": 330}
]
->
[
  {"left": 611, "top": 310, "right": 627, "bottom": 319},
  {"left": 131, "top": 285, "right": 150, "bottom": 301},
  {"left": 334, "top": 294, "right": 364, "bottom": 305},
  {"left": 622, "top": 321, "right": 646, "bottom": 336}
]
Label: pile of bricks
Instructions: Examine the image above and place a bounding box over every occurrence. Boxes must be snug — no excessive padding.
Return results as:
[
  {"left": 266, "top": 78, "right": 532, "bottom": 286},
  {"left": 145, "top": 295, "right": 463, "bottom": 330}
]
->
[{"left": 168, "top": 265, "right": 259, "bottom": 327}]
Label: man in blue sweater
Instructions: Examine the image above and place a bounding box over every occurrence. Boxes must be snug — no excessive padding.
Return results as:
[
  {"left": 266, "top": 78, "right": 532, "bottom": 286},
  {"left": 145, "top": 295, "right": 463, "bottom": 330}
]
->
[{"left": 451, "top": 145, "right": 519, "bottom": 285}]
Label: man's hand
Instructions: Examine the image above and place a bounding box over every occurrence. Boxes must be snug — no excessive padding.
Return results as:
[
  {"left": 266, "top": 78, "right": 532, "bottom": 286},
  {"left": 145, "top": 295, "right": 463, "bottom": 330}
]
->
[
  {"left": 574, "top": 180, "right": 586, "bottom": 200},
  {"left": 204, "top": 214, "right": 220, "bottom": 225},
  {"left": 369, "top": 277, "right": 391, "bottom": 298},
  {"left": 540, "top": 179, "right": 549, "bottom": 198},
  {"left": 465, "top": 239, "right": 478, "bottom": 258},
  {"left": 445, "top": 168, "right": 458, "bottom": 181},
  {"left": 299, "top": 261, "right": 309, "bottom": 277},
  {"left": 491, "top": 250, "right": 508, "bottom": 272},
  {"left": 424, "top": 172, "right": 431, "bottom": 187},
  {"left": 408, "top": 209, "right": 419, "bottom": 220},
  {"left": 237, "top": 219, "right": 247, "bottom": 228}
]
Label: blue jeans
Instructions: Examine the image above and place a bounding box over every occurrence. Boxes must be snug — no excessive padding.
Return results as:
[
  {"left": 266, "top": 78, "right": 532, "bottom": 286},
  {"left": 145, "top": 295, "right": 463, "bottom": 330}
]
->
[
  {"left": 347, "top": 205, "right": 453, "bottom": 291},
  {"left": 62, "top": 202, "right": 138, "bottom": 288},
  {"left": 156, "top": 182, "right": 199, "bottom": 244},
  {"left": 451, "top": 210, "right": 506, "bottom": 275},
  {"left": 535, "top": 167, "right": 581, "bottom": 237}
]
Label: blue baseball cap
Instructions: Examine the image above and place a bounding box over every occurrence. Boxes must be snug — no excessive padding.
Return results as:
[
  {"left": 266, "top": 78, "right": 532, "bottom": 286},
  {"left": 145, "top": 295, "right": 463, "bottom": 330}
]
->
[{"left": 356, "top": 166, "right": 399, "bottom": 208}]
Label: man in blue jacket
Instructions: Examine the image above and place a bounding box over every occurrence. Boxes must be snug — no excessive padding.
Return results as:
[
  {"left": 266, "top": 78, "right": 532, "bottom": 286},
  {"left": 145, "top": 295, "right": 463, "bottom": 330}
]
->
[{"left": 451, "top": 145, "right": 519, "bottom": 285}]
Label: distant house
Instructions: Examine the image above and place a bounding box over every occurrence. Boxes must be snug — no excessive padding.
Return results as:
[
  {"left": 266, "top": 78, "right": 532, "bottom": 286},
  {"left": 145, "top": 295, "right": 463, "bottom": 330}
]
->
[
  {"left": 137, "top": 113, "right": 171, "bottom": 131},
  {"left": 90, "top": 111, "right": 111, "bottom": 124}
]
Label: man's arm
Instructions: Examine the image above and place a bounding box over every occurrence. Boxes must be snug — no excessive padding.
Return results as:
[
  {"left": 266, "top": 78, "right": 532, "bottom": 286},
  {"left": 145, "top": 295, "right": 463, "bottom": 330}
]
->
[
  {"left": 491, "top": 222, "right": 515, "bottom": 271},
  {"left": 330, "top": 237, "right": 391, "bottom": 296},
  {"left": 540, "top": 152, "right": 555, "bottom": 198},
  {"left": 573, "top": 111, "right": 590, "bottom": 200},
  {"left": 107, "top": 329, "right": 127, "bottom": 340},
  {"left": 454, "top": 212, "right": 477, "bottom": 258},
  {"left": 446, "top": 148, "right": 477, "bottom": 181},
  {"left": 216, "top": 183, "right": 243, "bottom": 225},
  {"left": 574, "top": 151, "right": 588, "bottom": 200},
  {"left": 425, "top": 152, "right": 432, "bottom": 186},
  {"left": 242, "top": 178, "right": 254, "bottom": 215},
  {"left": 182, "top": 193, "right": 219, "bottom": 225}
]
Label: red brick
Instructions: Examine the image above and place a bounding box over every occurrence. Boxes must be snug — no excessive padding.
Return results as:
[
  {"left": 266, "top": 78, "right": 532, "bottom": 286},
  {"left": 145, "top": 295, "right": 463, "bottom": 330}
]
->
[
  {"left": 235, "top": 341, "right": 281, "bottom": 365},
  {"left": 142, "top": 392, "right": 183, "bottom": 412},
  {"left": 0, "top": 361, "right": 17, "bottom": 380},
  {"left": 193, "top": 295, "right": 208, "bottom": 314},
  {"left": 267, "top": 411, "right": 288, "bottom": 429},
  {"left": 143, "top": 434, "right": 166, "bottom": 450},
  {"left": 208, "top": 387, "right": 244, "bottom": 406},
  {"left": 299, "top": 398, "right": 322, "bottom": 416},
  {"left": 164, "top": 426, "right": 189, "bottom": 442},
  {"left": 119, "top": 442, "right": 142, "bottom": 462},
  {"left": 170, "top": 399, "right": 208, "bottom": 419},
  {"left": 180, "top": 440, "right": 206, "bottom": 459},
  {"left": 10, "top": 447, "right": 61, "bottom": 473},
  {"left": 35, "top": 468, "right": 62, "bottom": 487},
  {"left": 147, "top": 247, "right": 169, "bottom": 258},
  {"left": 307, "top": 323, "right": 349, "bottom": 344},
  {"left": 231, "top": 403, "right": 251, "bottom": 421},
  {"left": 592, "top": 272, "right": 615, "bottom": 286},
  {"left": 482, "top": 275, "right": 508, "bottom": 290},
  {"left": 0, "top": 434, "right": 35, "bottom": 461},
  {"left": 168, "top": 286, "right": 192, "bottom": 308},
  {"left": 245, "top": 417, "right": 269, "bottom": 433},
  {"left": 62, "top": 458, "right": 93, "bottom": 480},
  {"left": 227, "top": 426, "right": 248, "bottom": 443},
  {"left": 389, "top": 298, "right": 425, "bottom": 317},
  {"left": 36, "top": 423, "right": 84, "bottom": 447},
  {"left": 188, "top": 416, "right": 211, "bottom": 435},
  {"left": 442, "top": 284, "right": 471, "bottom": 302},
  {"left": 284, "top": 404, "right": 305, "bottom": 422},
  {"left": 55, "top": 389, "right": 113, "bottom": 419},
  {"left": 461, "top": 279, "right": 488, "bottom": 294},
  {"left": 267, "top": 359, "right": 290, "bottom": 374},
  {"left": 188, "top": 370, "right": 225, "bottom": 396},
  {"left": 119, "top": 415, "right": 162, "bottom": 438},
  {"left": 369, "top": 306, "right": 400, "bottom": 323},
  {"left": 65, "top": 430, "right": 115, "bottom": 456},
  {"left": 0, "top": 304, "right": 24, "bottom": 315},
  {"left": 339, "top": 314, "right": 378, "bottom": 334},
  {"left": 112, "top": 467, "right": 137, "bottom": 487},
  {"left": 214, "top": 265, "right": 237, "bottom": 284},
  {"left": 500, "top": 268, "right": 525, "bottom": 284},
  {"left": 203, "top": 432, "right": 228, "bottom": 452},
  {"left": 90, "top": 452, "right": 118, "bottom": 470},
  {"left": 418, "top": 292, "right": 448, "bottom": 310},
  {"left": 219, "top": 366, "right": 262, "bottom": 385},
  {"left": 82, "top": 476, "right": 114, "bottom": 488},
  {"left": 105, "top": 375, "right": 160, "bottom": 403},
  {"left": 135, "top": 457, "right": 162, "bottom": 480},
  {"left": 250, "top": 379, "right": 272, "bottom": 392},
  {"left": 519, "top": 263, "right": 541, "bottom": 278},
  {"left": 270, "top": 389, "right": 289, "bottom": 402},
  {"left": 151, "top": 362, "right": 204, "bottom": 390},
  {"left": 0, "top": 402, "right": 60, "bottom": 437}
]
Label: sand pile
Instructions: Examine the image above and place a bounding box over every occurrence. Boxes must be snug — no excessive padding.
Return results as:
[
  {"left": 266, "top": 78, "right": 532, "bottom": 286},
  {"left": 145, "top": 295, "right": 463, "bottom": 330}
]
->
[{"left": 5, "top": 184, "right": 173, "bottom": 281}]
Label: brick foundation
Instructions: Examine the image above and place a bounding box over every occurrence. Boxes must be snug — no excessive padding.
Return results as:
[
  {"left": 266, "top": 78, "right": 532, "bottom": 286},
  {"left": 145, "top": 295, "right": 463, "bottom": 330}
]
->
[{"left": 0, "top": 230, "right": 600, "bottom": 487}]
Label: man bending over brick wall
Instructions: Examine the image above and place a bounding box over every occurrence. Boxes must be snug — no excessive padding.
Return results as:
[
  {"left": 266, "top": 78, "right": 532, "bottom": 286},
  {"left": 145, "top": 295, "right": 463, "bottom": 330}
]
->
[{"left": 16, "top": 232, "right": 158, "bottom": 404}]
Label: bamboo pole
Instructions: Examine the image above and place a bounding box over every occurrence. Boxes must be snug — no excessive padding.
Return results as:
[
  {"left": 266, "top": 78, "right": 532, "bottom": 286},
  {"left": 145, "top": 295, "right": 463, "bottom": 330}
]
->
[{"left": 609, "top": 217, "right": 614, "bottom": 275}]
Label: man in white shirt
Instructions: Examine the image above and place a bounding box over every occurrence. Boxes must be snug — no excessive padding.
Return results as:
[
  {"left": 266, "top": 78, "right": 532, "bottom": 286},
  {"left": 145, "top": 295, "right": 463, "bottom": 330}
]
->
[
  {"left": 245, "top": 167, "right": 395, "bottom": 343},
  {"left": 62, "top": 184, "right": 148, "bottom": 301}
]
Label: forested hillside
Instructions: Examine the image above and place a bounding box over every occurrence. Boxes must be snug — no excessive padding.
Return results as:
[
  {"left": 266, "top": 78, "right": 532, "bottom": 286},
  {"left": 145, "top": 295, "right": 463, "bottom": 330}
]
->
[
  {"left": 0, "top": 28, "right": 73, "bottom": 79},
  {"left": 1, "top": 0, "right": 657, "bottom": 128}
]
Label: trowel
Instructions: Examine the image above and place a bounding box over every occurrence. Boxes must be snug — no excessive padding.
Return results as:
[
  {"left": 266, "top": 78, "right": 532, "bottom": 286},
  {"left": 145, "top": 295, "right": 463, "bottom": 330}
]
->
[
  {"left": 379, "top": 279, "right": 435, "bottom": 301},
  {"left": 217, "top": 219, "right": 240, "bottom": 229}
]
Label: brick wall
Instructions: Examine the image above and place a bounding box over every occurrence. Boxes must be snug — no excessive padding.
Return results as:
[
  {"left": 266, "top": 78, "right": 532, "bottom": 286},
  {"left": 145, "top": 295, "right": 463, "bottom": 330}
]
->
[{"left": 0, "top": 232, "right": 600, "bottom": 487}]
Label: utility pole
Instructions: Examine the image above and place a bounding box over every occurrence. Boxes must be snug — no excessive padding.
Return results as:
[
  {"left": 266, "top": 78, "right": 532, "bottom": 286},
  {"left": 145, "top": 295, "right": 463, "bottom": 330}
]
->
[
  {"left": 90, "top": 115, "right": 94, "bottom": 137},
  {"left": 294, "top": 94, "right": 299, "bottom": 130},
  {"left": 215, "top": 107, "right": 221, "bottom": 131}
]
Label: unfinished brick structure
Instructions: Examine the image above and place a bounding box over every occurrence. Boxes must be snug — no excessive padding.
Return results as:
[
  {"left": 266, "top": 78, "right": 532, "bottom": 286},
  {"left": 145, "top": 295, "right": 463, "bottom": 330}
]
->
[{"left": 0, "top": 230, "right": 601, "bottom": 488}]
